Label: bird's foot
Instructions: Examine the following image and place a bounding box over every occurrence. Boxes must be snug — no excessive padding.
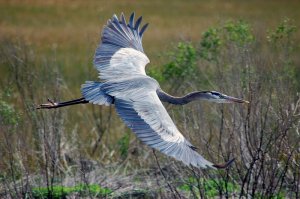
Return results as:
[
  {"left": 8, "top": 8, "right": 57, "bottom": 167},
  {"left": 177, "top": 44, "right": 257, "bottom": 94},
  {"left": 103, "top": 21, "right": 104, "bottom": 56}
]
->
[{"left": 36, "top": 98, "right": 59, "bottom": 109}]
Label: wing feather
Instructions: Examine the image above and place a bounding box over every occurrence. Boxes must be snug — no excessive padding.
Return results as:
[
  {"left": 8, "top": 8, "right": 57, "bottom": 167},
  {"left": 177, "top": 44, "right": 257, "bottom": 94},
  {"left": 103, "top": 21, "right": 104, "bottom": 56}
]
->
[
  {"left": 134, "top": 16, "right": 143, "bottom": 30},
  {"left": 89, "top": 13, "right": 216, "bottom": 169},
  {"left": 115, "top": 97, "right": 214, "bottom": 168},
  {"left": 94, "top": 12, "right": 149, "bottom": 81},
  {"left": 103, "top": 78, "right": 214, "bottom": 169}
]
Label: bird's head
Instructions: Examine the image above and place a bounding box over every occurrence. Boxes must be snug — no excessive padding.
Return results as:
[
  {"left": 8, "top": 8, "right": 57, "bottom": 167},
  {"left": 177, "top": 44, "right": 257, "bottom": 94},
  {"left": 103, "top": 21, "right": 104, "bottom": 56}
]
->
[{"left": 204, "top": 91, "right": 249, "bottom": 104}]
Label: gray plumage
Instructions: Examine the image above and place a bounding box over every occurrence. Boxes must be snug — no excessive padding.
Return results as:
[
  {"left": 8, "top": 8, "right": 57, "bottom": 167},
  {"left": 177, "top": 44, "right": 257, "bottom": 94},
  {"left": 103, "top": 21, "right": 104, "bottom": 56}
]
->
[
  {"left": 89, "top": 12, "right": 214, "bottom": 169},
  {"left": 81, "top": 81, "right": 113, "bottom": 106},
  {"left": 101, "top": 76, "right": 214, "bottom": 168},
  {"left": 39, "top": 12, "right": 248, "bottom": 169}
]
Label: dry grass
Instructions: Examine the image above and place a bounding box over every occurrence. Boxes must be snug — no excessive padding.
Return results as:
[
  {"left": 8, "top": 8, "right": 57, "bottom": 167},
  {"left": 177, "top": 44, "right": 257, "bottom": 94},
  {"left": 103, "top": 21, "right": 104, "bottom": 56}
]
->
[
  {"left": 1, "top": 0, "right": 300, "bottom": 74},
  {"left": 1, "top": 1, "right": 300, "bottom": 198},
  {"left": 1, "top": 1, "right": 300, "bottom": 91}
]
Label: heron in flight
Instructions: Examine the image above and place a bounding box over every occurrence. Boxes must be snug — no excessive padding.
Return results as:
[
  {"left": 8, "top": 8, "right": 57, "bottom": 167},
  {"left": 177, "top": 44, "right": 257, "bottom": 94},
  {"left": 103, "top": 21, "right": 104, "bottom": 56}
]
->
[{"left": 38, "top": 13, "right": 249, "bottom": 169}]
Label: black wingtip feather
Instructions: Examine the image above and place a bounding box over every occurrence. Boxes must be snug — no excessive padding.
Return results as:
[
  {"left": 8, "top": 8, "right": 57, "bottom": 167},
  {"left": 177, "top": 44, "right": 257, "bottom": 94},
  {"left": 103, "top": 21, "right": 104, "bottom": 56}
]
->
[
  {"left": 134, "top": 16, "right": 143, "bottom": 30},
  {"left": 99, "top": 12, "right": 147, "bottom": 55},
  {"left": 212, "top": 158, "right": 235, "bottom": 169},
  {"left": 129, "top": 12, "right": 135, "bottom": 28},
  {"left": 120, "top": 12, "right": 126, "bottom": 25},
  {"left": 139, "top": 23, "right": 149, "bottom": 37},
  {"left": 189, "top": 145, "right": 198, "bottom": 151}
]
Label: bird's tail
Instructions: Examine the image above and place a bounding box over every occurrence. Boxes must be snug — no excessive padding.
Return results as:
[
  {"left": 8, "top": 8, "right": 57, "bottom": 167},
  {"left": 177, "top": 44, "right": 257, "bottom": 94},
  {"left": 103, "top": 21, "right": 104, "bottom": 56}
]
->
[{"left": 81, "top": 81, "right": 113, "bottom": 106}]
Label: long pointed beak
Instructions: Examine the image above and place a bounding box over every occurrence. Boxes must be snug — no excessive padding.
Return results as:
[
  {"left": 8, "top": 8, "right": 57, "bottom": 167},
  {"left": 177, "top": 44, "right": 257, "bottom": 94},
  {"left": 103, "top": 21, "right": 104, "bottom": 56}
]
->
[{"left": 225, "top": 96, "right": 249, "bottom": 103}]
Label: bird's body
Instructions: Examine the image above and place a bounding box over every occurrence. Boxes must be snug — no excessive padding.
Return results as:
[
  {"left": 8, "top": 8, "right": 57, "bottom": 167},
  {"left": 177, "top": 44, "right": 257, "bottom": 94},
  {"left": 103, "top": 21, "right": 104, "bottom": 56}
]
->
[{"left": 38, "top": 13, "right": 248, "bottom": 169}]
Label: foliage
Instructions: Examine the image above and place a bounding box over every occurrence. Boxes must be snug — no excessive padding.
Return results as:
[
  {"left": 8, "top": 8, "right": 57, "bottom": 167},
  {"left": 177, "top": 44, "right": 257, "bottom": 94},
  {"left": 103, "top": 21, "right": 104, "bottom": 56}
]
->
[
  {"left": 0, "top": 87, "right": 19, "bottom": 127},
  {"left": 199, "top": 27, "right": 222, "bottom": 62},
  {"left": 267, "top": 18, "right": 297, "bottom": 45},
  {"left": 267, "top": 18, "right": 299, "bottom": 90},
  {"left": 118, "top": 132, "right": 130, "bottom": 159},
  {"left": 178, "top": 177, "right": 239, "bottom": 197},
  {"left": 223, "top": 20, "right": 254, "bottom": 46},
  {"left": 31, "top": 184, "right": 112, "bottom": 198},
  {"left": 0, "top": 100, "right": 20, "bottom": 126},
  {"left": 149, "top": 42, "right": 197, "bottom": 83},
  {"left": 199, "top": 20, "right": 254, "bottom": 62}
]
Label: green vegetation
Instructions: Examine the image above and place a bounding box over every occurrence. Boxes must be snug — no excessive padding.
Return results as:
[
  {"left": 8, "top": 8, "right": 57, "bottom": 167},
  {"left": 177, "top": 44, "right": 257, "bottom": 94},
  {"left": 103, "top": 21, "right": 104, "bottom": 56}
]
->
[
  {"left": 31, "top": 184, "right": 112, "bottom": 198},
  {"left": 200, "top": 20, "right": 254, "bottom": 61},
  {"left": 179, "top": 178, "right": 239, "bottom": 198},
  {"left": 179, "top": 177, "right": 287, "bottom": 198},
  {"left": 267, "top": 18, "right": 297, "bottom": 45},
  {"left": 267, "top": 18, "right": 299, "bottom": 90},
  {"left": 0, "top": 100, "right": 20, "bottom": 126},
  {"left": 149, "top": 42, "right": 197, "bottom": 83},
  {"left": 118, "top": 132, "right": 130, "bottom": 159}
]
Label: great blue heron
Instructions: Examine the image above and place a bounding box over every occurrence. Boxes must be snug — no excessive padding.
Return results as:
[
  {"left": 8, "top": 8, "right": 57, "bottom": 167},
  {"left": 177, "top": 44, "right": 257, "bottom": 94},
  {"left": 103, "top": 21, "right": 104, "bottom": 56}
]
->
[{"left": 38, "top": 13, "right": 249, "bottom": 169}]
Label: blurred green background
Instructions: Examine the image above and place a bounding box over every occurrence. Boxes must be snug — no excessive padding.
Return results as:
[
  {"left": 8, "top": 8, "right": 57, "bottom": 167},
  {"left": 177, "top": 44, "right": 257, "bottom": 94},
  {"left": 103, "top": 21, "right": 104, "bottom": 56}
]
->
[{"left": 1, "top": 0, "right": 300, "bottom": 92}]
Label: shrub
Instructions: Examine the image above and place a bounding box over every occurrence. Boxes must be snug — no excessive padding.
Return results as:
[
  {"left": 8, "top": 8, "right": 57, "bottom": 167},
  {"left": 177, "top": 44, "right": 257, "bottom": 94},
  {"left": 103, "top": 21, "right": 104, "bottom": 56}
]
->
[{"left": 31, "top": 184, "right": 112, "bottom": 198}]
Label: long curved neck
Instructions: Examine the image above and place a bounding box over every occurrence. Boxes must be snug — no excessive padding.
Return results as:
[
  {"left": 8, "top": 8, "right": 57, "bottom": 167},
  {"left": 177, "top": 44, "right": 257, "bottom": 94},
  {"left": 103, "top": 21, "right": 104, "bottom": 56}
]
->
[{"left": 157, "top": 89, "right": 211, "bottom": 105}]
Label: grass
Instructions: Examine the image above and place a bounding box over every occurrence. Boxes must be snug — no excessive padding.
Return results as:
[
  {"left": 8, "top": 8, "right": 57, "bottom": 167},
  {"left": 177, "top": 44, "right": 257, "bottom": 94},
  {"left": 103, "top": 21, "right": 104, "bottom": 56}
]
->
[
  {"left": 178, "top": 178, "right": 239, "bottom": 198},
  {"left": 1, "top": 0, "right": 300, "bottom": 87},
  {"left": 178, "top": 178, "right": 287, "bottom": 198},
  {"left": 31, "top": 184, "right": 112, "bottom": 198}
]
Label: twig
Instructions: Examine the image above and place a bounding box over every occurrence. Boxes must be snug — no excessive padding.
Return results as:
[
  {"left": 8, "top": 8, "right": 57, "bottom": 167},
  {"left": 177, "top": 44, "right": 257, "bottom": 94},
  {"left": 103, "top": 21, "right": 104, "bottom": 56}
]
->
[{"left": 152, "top": 150, "right": 181, "bottom": 199}]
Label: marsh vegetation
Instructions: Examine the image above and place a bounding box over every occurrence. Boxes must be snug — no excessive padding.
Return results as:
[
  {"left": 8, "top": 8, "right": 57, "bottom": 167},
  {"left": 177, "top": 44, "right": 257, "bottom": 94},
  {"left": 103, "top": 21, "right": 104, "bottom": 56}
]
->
[{"left": 1, "top": 1, "right": 300, "bottom": 198}]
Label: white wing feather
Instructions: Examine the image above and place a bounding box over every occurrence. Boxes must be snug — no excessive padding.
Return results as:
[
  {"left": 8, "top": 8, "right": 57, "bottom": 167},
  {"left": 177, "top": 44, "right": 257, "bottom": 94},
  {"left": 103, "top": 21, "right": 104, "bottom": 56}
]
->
[
  {"left": 94, "top": 13, "right": 149, "bottom": 81},
  {"left": 102, "top": 78, "right": 215, "bottom": 169},
  {"left": 89, "top": 13, "right": 216, "bottom": 169},
  {"left": 99, "top": 48, "right": 149, "bottom": 80}
]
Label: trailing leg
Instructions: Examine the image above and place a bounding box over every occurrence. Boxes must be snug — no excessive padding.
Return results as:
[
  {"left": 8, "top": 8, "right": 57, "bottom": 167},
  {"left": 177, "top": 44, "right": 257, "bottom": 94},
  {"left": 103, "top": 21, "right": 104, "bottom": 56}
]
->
[{"left": 37, "top": 98, "right": 88, "bottom": 109}]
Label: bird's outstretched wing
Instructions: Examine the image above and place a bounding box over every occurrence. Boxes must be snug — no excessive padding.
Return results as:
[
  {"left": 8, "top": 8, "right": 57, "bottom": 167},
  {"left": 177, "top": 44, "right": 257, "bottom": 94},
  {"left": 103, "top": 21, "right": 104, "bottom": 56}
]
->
[
  {"left": 102, "top": 77, "right": 215, "bottom": 169},
  {"left": 94, "top": 13, "right": 150, "bottom": 81}
]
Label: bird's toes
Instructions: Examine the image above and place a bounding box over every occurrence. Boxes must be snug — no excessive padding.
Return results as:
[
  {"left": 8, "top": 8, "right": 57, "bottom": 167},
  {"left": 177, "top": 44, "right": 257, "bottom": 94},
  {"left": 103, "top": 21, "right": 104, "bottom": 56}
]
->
[
  {"left": 47, "top": 98, "right": 56, "bottom": 105},
  {"left": 36, "top": 99, "right": 58, "bottom": 109},
  {"left": 36, "top": 103, "right": 52, "bottom": 109}
]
